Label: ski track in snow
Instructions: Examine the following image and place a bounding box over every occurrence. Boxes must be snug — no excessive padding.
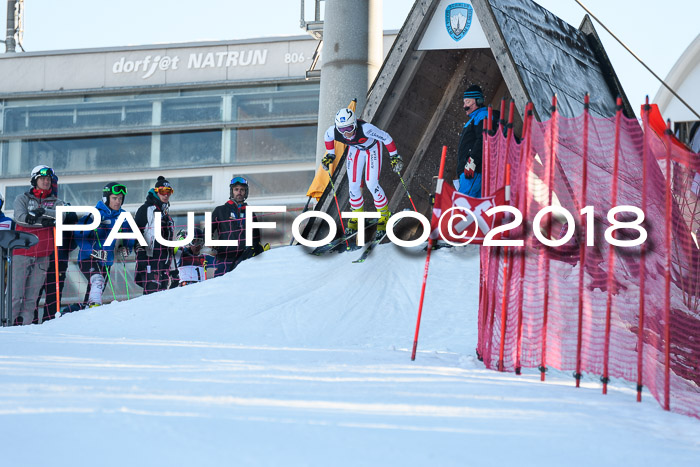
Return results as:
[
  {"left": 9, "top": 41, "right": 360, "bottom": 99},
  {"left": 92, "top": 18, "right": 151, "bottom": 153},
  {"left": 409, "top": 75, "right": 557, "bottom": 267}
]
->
[{"left": 0, "top": 244, "right": 699, "bottom": 467}]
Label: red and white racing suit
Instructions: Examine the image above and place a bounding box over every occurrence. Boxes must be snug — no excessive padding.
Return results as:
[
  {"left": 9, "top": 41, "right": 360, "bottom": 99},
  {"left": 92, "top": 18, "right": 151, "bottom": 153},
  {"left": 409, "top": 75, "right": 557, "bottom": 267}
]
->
[{"left": 324, "top": 120, "right": 398, "bottom": 210}]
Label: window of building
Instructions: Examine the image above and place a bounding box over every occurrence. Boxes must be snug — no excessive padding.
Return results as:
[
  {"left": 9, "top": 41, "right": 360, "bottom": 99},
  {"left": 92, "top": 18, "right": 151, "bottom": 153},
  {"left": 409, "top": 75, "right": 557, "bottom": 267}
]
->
[
  {"left": 234, "top": 125, "right": 316, "bottom": 164},
  {"left": 161, "top": 96, "right": 222, "bottom": 125},
  {"left": 1, "top": 133, "right": 152, "bottom": 178},
  {"left": 3, "top": 101, "right": 152, "bottom": 134},
  {"left": 234, "top": 89, "right": 318, "bottom": 122},
  {"left": 160, "top": 130, "right": 222, "bottom": 166}
]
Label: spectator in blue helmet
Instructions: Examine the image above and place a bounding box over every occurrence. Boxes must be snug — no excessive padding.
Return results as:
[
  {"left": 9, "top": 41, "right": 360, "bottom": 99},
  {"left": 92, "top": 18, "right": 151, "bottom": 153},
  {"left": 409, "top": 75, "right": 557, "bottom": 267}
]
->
[{"left": 210, "top": 176, "right": 264, "bottom": 276}]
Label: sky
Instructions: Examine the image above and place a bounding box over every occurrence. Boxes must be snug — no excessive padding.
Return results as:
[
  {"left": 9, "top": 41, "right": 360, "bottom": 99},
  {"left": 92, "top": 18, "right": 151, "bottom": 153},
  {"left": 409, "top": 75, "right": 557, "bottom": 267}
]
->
[{"left": 11, "top": 0, "right": 700, "bottom": 114}]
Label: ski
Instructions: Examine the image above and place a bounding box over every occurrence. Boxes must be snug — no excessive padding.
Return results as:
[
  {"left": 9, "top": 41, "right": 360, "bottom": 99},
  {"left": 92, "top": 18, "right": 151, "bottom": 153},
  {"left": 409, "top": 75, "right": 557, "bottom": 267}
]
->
[
  {"left": 352, "top": 209, "right": 414, "bottom": 262},
  {"left": 311, "top": 219, "right": 379, "bottom": 256},
  {"left": 353, "top": 230, "right": 387, "bottom": 263}
]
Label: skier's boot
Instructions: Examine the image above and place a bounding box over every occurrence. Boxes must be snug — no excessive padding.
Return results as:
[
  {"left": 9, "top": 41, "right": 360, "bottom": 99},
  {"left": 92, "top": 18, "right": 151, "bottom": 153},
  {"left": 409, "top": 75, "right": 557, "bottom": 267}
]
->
[
  {"left": 87, "top": 274, "right": 104, "bottom": 307},
  {"left": 376, "top": 206, "right": 391, "bottom": 233},
  {"left": 345, "top": 206, "right": 363, "bottom": 235}
]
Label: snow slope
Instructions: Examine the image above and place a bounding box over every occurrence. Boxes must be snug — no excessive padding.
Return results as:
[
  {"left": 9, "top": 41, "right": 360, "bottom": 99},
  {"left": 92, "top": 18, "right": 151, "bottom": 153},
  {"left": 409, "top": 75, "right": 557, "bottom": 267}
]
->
[{"left": 1, "top": 244, "right": 699, "bottom": 466}]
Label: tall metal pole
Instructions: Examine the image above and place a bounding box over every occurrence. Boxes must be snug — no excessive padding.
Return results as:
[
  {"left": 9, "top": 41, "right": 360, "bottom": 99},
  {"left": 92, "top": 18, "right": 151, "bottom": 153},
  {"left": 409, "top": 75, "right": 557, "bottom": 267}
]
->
[
  {"left": 5, "top": 0, "right": 18, "bottom": 53},
  {"left": 315, "top": 0, "right": 383, "bottom": 164}
]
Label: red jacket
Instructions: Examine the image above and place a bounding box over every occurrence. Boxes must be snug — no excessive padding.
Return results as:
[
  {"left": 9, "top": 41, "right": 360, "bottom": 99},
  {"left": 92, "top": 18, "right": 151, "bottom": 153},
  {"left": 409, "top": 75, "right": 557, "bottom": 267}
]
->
[
  {"left": 13, "top": 188, "right": 63, "bottom": 257},
  {"left": 14, "top": 224, "right": 55, "bottom": 257}
]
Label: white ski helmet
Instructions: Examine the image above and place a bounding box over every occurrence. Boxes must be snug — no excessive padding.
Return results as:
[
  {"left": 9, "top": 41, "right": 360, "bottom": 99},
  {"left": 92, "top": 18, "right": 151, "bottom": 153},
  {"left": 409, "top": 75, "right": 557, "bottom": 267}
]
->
[
  {"left": 30, "top": 165, "right": 53, "bottom": 186},
  {"left": 334, "top": 108, "right": 357, "bottom": 133}
]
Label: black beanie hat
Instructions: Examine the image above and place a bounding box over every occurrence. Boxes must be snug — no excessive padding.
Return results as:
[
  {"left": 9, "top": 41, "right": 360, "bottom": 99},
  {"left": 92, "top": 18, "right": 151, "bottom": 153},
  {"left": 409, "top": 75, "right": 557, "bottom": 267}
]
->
[
  {"left": 463, "top": 85, "right": 484, "bottom": 100},
  {"left": 155, "top": 176, "right": 172, "bottom": 189}
]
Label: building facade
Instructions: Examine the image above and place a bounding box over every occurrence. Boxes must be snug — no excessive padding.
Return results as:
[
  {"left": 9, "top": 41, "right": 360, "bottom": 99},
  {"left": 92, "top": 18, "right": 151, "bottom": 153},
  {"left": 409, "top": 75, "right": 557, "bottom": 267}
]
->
[{"left": 0, "top": 34, "right": 395, "bottom": 242}]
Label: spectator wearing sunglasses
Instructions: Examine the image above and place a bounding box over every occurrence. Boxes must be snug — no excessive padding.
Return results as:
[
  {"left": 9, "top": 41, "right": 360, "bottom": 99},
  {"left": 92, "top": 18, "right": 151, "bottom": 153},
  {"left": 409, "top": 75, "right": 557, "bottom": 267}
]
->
[
  {"left": 210, "top": 176, "right": 264, "bottom": 276},
  {"left": 134, "top": 176, "right": 176, "bottom": 294},
  {"left": 74, "top": 182, "right": 135, "bottom": 307},
  {"left": 11, "top": 165, "right": 67, "bottom": 325}
]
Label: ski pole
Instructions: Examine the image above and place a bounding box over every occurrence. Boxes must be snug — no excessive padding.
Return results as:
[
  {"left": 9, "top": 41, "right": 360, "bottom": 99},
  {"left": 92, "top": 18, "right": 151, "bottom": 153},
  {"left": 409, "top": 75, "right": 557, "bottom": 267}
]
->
[
  {"left": 94, "top": 230, "right": 117, "bottom": 302},
  {"left": 52, "top": 227, "right": 61, "bottom": 318},
  {"left": 397, "top": 173, "right": 418, "bottom": 212},
  {"left": 120, "top": 249, "right": 130, "bottom": 300},
  {"left": 325, "top": 167, "right": 349, "bottom": 248}
]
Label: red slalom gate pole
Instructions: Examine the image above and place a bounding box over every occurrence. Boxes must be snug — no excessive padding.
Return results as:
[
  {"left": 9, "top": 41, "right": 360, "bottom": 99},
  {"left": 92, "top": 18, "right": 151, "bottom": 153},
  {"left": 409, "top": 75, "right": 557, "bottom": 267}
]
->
[
  {"left": 663, "top": 119, "right": 673, "bottom": 411},
  {"left": 53, "top": 228, "right": 61, "bottom": 318},
  {"left": 486, "top": 105, "right": 494, "bottom": 197},
  {"left": 496, "top": 102, "right": 516, "bottom": 371},
  {"left": 575, "top": 94, "right": 591, "bottom": 387},
  {"left": 497, "top": 163, "right": 512, "bottom": 371},
  {"left": 515, "top": 102, "right": 534, "bottom": 375},
  {"left": 602, "top": 97, "right": 624, "bottom": 395},
  {"left": 637, "top": 97, "right": 651, "bottom": 402},
  {"left": 478, "top": 107, "right": 494, "bottom": 355},
  {"left": 484, "top": 105, "right": 505, "bottom": 362},
  {"left": 540, "top": 95, "right": 559, "bottom": 382},
  {"left": 411, "top": 146, "right": 448, "bottom": 361}
]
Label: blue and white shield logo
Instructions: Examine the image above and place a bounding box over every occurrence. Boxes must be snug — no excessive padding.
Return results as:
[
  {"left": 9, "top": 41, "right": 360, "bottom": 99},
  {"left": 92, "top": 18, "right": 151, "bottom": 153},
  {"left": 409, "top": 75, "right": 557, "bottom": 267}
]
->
[{"left": 445, "top": 3, "right": 473, "bottom": 42}]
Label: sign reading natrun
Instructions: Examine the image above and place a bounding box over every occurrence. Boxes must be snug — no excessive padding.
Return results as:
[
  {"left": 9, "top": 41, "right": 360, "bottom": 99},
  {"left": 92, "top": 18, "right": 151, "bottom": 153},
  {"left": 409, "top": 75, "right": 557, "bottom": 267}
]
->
[
  {"left": 0, "top": 38, "right": 324, "bottom": 94},
  {"left": 112, "top": 49, "right": 269, "bottom": 79}
]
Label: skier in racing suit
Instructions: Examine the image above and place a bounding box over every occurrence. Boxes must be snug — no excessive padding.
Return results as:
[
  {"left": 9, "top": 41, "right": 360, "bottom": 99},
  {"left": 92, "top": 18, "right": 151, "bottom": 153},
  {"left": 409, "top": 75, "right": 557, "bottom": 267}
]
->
[{"left": 321, "top": 107, "right": 403, "bottom": 234}]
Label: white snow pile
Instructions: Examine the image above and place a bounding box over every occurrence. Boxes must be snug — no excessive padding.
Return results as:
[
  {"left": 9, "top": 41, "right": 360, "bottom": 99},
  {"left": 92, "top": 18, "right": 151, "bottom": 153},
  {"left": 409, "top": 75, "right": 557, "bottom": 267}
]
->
[{"left": 1, "top": 243, "right": 699, "bottom": 466}]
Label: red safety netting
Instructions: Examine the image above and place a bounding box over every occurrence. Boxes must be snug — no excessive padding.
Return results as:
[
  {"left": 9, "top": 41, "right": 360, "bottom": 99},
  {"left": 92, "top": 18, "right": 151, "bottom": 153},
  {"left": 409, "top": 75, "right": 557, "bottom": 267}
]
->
[{"left": 478, "top": 100, "right": 700, "bottom": 419}]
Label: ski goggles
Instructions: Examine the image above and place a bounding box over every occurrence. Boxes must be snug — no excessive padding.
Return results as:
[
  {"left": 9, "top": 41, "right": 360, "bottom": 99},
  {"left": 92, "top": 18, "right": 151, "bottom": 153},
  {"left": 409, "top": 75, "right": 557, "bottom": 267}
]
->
[
  {"left": 154, "top": 186, "right": 174, "bottom": 195},
  {"left": 37, "top": 167, "right": 55, "bottom": 178},
  {"left": 107, "top": 184, "right": 128, "bottom": 196},
  {"left": 338, "top": 124, "right": 355, "bottom": 134},
  {"left": 230, "top": 176, "right": 248, "bottom": 186}
]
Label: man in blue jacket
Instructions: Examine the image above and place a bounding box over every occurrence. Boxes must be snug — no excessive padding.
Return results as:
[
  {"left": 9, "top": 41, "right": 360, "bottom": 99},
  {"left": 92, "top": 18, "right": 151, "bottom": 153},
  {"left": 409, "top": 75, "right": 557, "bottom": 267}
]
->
[
  {"left": 457, "top": 84, "right": 489, "bottom": 198},
  {"left": 75, "top": 182, "right": 134, "bottom": 307}
]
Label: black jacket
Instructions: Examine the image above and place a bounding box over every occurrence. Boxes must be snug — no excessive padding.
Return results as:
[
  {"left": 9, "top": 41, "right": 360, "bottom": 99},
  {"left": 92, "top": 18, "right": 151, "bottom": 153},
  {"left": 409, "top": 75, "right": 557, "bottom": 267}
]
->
[
  {"left": 135, "top": 190, "right": 174, "bottom": 261},
  {"left": 456, "top": 107, "right": 488, "bottom": 177},
  {"left": 211, "top": 200, "right": 263, "bottom": 258}
]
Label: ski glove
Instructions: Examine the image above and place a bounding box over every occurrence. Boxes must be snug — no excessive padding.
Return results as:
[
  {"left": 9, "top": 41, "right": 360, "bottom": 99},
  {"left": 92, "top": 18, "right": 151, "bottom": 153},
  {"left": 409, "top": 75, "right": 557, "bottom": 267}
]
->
[
  {"left": 41, "top": 217, "right": 56, "bottom": 227},
  {"left": 90, "top": 249, "right": 108, "bottom": 261},
  {"left": 464, "top": 157, "right": 477, "bottom": 179},
  {"left": 117, "top": 246, "right": 129, "bottom": 260},
  {"left": 321, "top": 153, "right": 335, "bottom": 170},
  {"left": 390, "top": 154, "right": 404, "bottom": 174},
  {"left": 25, "top": 207, "right": 46, "bottom": 225}
]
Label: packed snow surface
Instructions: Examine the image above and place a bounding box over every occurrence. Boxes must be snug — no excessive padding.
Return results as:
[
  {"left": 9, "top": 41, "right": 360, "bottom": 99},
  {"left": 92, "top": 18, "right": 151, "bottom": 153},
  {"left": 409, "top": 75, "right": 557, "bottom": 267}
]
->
[{"left": 1, "top": 244, "right": 699, "bottom": 466}]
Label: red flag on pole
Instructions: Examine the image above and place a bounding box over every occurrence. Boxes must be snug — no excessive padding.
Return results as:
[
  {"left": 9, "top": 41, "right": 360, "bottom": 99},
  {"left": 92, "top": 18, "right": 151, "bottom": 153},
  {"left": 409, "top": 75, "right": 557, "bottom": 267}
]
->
[{"left": 430, "top": 181, "right": 506, "bottom": 245}]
